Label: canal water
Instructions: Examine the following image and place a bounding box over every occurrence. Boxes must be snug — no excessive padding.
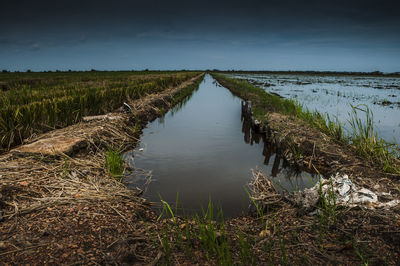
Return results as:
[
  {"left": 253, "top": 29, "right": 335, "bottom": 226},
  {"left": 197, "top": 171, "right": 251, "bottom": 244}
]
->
[{"left": 124, "top": 74, "right": 316, "bottom": 217}]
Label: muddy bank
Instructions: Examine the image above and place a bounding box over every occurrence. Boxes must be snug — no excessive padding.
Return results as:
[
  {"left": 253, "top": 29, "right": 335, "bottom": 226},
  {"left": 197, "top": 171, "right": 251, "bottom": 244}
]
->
[{"left": 0, "top": 74, "right": 204, "bottom": 264}]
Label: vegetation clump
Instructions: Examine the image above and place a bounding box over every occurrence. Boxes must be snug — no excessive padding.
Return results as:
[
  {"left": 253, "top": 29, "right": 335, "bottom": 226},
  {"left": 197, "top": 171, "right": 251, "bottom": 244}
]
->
[{"left": 105, "top": 148, "right": 124, "bottom": 179}]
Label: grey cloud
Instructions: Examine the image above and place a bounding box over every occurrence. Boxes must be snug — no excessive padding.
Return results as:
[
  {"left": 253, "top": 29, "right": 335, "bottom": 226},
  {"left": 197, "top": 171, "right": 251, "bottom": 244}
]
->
[{"left": 30, "top": 43, "right": 40, "bottom": 51}]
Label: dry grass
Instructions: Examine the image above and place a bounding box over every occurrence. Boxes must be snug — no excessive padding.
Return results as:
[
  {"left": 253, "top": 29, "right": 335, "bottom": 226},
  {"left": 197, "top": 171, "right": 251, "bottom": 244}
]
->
[
  {"left": 248, "top": 169, "right": 282, "bottom": 207},
  {"left": 0, "top": 114, "right": 144, "bottom": 221},
  {"left": 0, "top": 153, "right": 143, "bottom": 220}
]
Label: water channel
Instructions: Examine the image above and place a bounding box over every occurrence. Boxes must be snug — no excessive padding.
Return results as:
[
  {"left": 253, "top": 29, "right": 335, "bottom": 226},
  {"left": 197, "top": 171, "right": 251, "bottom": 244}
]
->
[{"left": 124, "top": 75, "right": 317, "bottom": 217}]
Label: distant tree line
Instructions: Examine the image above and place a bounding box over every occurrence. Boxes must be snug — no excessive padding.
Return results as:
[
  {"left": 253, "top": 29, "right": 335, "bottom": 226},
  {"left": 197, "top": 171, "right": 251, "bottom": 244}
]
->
[
  {"left": 209, "top": 69, "right": 400, "bottom": 77},
  {"left": 0, "top": 69, "right": 198, "bottom": 73},
  {"left": 1, "top": 69, "right": 399, "bottom": 76}
]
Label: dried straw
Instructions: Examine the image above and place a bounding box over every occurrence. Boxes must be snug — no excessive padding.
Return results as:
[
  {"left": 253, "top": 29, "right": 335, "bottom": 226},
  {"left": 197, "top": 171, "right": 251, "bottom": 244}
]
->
[{"left": 248, "top": 169, "right": 282, "bottom": 206}]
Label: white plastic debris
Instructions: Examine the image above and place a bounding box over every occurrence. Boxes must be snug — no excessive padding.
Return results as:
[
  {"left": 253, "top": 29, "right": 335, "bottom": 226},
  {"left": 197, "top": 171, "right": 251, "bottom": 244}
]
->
[
  {"left": 123, "top": 102, "right": 133, "bottom": 113},
  {"left": 293, "top": 173, "right": 400, "bottom": 210},
  {"left": 71, "top": 171, "right": 77, "bottom": 178},
  {"left": 139, "top": 148, "right": 144, "bottom": 152}
]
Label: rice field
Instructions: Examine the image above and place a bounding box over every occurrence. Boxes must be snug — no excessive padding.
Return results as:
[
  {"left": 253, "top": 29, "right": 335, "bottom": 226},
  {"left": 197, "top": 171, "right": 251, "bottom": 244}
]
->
[
  {"left": 0, "top": 71, "right": 200, "bottom": 150},
  {"left": 229, "top": 72, "right": 400, "bottom": 144}
]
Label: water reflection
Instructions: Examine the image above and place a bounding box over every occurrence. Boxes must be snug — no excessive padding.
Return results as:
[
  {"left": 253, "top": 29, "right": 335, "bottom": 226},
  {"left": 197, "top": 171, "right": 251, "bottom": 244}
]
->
[
  {"left": 240, "top": 102, "right": 311, "bottom": 183},
  {"left": 157, "top": 78, "right": 203, "bottom": 125}
]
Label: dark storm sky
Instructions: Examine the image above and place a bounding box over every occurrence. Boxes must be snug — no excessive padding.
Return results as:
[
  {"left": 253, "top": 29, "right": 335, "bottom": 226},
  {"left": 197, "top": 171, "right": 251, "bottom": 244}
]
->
[{"left": 1, "top": 0, "right": 399, "bottom": 71}]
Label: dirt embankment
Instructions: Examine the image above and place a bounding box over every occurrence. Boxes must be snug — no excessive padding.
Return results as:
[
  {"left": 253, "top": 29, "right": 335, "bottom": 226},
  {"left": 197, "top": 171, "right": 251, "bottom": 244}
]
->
[
  {"left": 266, "top": 112, "right": 400, "bottom": 192},
  {"left": 0, "top": 74, "right": 204, "bottom": 264}
]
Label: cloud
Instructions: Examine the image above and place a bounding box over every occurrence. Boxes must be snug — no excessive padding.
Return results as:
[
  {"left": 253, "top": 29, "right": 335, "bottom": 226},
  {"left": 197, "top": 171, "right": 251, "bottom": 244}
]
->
[{"left": 30, "top": 43, "right": 40, "bottom": 51}]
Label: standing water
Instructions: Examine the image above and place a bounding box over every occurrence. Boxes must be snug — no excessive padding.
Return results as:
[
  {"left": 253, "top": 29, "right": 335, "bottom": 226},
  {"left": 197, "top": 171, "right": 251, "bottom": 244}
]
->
[{"left": 124, "top": 75, "right": 316, "bottom": 217}]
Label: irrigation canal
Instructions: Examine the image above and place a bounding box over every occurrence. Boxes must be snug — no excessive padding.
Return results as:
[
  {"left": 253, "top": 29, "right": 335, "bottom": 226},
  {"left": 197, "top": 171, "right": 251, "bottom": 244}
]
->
[{"left": 124, "top": 74, "right": 317, "bottom": 217}]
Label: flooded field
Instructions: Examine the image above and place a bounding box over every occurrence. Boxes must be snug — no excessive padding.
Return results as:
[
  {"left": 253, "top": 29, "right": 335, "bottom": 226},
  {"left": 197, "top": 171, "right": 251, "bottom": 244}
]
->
[
  {"left": 124, "top": 75, "right": 316, "bottom": 217},
  {"left": 230, "top": 73, "right": 400, "bottom": 144}
]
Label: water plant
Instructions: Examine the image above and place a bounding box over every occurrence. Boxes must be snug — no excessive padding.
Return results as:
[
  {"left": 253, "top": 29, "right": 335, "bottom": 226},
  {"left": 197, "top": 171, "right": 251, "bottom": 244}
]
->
[{"left": 348, "top": 104, "right": 400, "bottom": 173}]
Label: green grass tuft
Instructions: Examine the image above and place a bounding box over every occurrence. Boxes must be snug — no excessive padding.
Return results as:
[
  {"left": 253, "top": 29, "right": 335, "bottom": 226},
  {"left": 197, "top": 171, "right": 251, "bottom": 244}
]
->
[{"left": 105, "top": 148, "right": 124, "bottom": 178}]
